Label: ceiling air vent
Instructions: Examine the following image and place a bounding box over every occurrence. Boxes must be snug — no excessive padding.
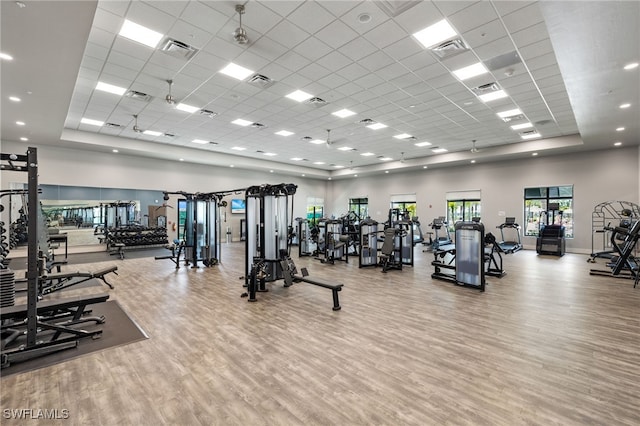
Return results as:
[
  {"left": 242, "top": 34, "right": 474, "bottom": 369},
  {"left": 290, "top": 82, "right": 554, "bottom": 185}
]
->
[
  {"left": 501, "top": 114, "right": 525, "bottom": 123},
  {"left": 104, "top": 122, "right": 122, "bottom": 128},
  {"left": 209, "top": 141, "right": 218, "bottom": 145},
  {"left": 200, "top": 109, "right": 218, "bottom": 118},
  {"left": 305, "top": 97, "right": 327, "bottom": 107},
  {"left": 520, "top": 129, "right": 537, "bottom": 136},
  {"left": 301, "top": 136, "right": 313, "bottom": 141},
  {"left": 358, "top": 118, "right": 375, "bottom": 125},
  {"left": 159, "top": 38, "right": 199, "bottom": 60},
  {"left": 247, "top": 74, "right": 274, "bottom": 89},
  {"left": 164, "top": 133, "right": 175, "bottom": 138},
  {"left": 125, "top": 90, "right": 153, "bottom": 102},
  {"left": 430, "top": 39, "right": 469, "bottom": 59},
  {"left": 251, "top": 122, "right": 266, "bottom": 128},
  {"left": 471, "top": 82, "right": 500, "bottom": 96}
]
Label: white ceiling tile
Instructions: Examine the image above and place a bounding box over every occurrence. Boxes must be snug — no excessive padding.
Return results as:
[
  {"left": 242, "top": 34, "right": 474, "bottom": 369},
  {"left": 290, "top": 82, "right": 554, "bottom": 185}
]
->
[
  {"left": 375, "top": 62, "right": 410, "bottom": 82},
  {"left": 357, "top": 51, "right": 395, "bottom": 72},
  {"left": 297, "top": 63, "right": 333, "bottom": 82},
  {"left": 399, "top": 50, "right": 439, "bottom": 71},
  {"left": 247, "top": 36, "right": 290, "bottom": 62},
  {"left": 88, "top": 26, "right": 117, "bottom": 49},
  {"left": 92, "top": 7, "right": 124, "bottom": 33},
  {"left": 279, "top": 72, "right": 313, "bottom": 90},
  {"left": 319, "top": 1, "right": 359, "bottom": 18},
  {"left": 462, "top": 19, "right": 509, "bottom": 49},
  {"left": 363, "top": 19, "right": 408, "bottom": 50},
  {"left": 288, "top": 1, "right": 337, "bottom": 34},
  {"left": 449, "top": 1, "right": 499, "bottom": 34},
  {"left": 102, "top": 63, "right": 139, "bottom": 82},
  {"left": 241, "top": 2, "right": 283, "bottom": 34},
  {"left": 180, "top": 1, "right": 229, "bottom": 34},
  {"left": 336, "top": 62, "right": 370, "bottom": 81},
  {"left": 314, "top": 19, "right": 359, "bottom": 49},
  {"left": 393, "top": 1, "right": 441, "bottom": 34},
  {"left": 293, "top": 37, "right": 334, "bottom": 62},
  {"left": 510, "top": 22, "right": 550, "bottom": 48},
  {"left": 167, "top": 19, "right": 213, "bottom": 50},
  {"left": 335, "top": 82, "right": 365, "bottom": 97},
  {"left": 338, "top": 2, "right": 390, "bottom": 35},
  {"left": 432, "top": 1, "right": 478, "bottom": 17},
  {"left": 492, "top": 1, "right": 536, "bottom": 17},
  {"left": 526, "top": 53, "right": 558, "bottom": 71},
  {"left": 234, "top": 50, "right": 271, "bottom": 72},
  {"left": 316, "top": 50, "right": 353, "bottom": 72},
  {"left": 338, "top": 37, "right": 378, "bottom": 61},
  {"left": 502, "top": 2, "right": 544, "bottom": 33},
  {"left": 275, "top": 50, "right": 311, "bottom": 73},
  {"left": 98, "top": 0, "right": 130, "bottom": 17},
  {"left": 317, "top": 73, "right": 350, "bottom": 90},
  {"left": 83, "top": 42, "right": 110, "bottom": 62},
  {"left": 382, "top": 37, "right": 424, "bottom": 61},
  {"left": 266, "top": 20, "right": 311, "bottom": 49},
  {"left": 473, "top": 36, "right": 516, "bottom": 61},
  {"left": 143, "top": 1, "right": 189, "bottom": 17},
  {"left": 258, "top": 1, "right": 304, "bottom": 18},
  {"left": 126, "top": 1, "right": 177, "bottom": 34},
  {"left": 108, "top": 50, "right": 147, "bottom": 73}
]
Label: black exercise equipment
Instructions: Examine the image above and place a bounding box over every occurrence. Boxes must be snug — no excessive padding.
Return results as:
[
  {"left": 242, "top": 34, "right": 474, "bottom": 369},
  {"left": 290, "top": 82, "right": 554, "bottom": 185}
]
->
[
  {"left": 378, "top": 227, "right": 404, "bottom": 272},
  {"left": 536, "top": 203, "right": 566, "bottom": 256},
  {"left": 431, "top": 221, "right": 487, "bottom": 291},
  {"left": 588, "top": 201, "right": 639, "bottom": 263},
  {"left": 496, "top": 217, "right": 522, "bottom": 254},
  {"left": 296, "top": 217, "right": 315, "bottom": 257},
  {"left": 154, "top": 239, "right": 186, "bottom": 268},
  {"left": 589, "top": 220, "right": 640, "bottom": 287},
  {"left": 281, "top": 256, "right": 343, "bottom": 310},
  {"left": 358, "top": 217, "right": 379, "bottom": 268},
  {"left": 14, "top": 266, "right": 118, "bottom": 296},
  {"left": 484, "top": 232, "right": 506, "bottom": 278},
  {"left": 426, "top": 217, "right": 452, "bottom": 251}
]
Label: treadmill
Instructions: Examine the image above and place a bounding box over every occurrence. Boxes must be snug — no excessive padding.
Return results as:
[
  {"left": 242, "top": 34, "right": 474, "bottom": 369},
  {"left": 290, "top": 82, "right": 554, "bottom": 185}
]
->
[{"left": 497, "top": 217, "right": 523, "bottom": 253}]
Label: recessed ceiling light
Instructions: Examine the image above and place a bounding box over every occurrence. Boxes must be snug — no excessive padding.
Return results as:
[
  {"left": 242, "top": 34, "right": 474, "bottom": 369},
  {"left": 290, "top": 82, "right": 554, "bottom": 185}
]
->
[
  {"left": 379, "top": 157, "right": 393, "bottom": 161},
  {"left": 614, "top": 141, "right": 622, "bottom": 146},
  {"left": 616, "top": 127, "right": 625, "bottom": 131},
  {"left": 338, "top": 147, "right": 353, "bottom": 151},
  {"left": 367, "top": 123, "right": 387, "bottom": 130},
  {"left": 361, "top": 152, "right": 375, "bottom": 156},
  {"left": 423, "top": 166, "right": 428, "bottom": 169},
  {"left": 478, "top": 90, "right": 508, "bottom": 102},
  {"left": 334, "top": 165, "right": 345, "bottom": 169},
  {"left": 143, "top": 130, "right": 162, "bottom": 136},
  {"left": 354, "top": 174, "right": 358, "bottom": 177},
  {"left": 431, "top": 148, "right": 448, "bottom": 153},
  {"left": 230, "top": 165, "right": 235, "bottom": 168},
  {"left": 291, "top": 157, "right": 303, "bottom": 161},
  {"left": 112, "top": 149, "right": 119, "bottom": 153},
  {"left": 497, "top": 108, "right": 522, "bottom": 118},
  {"left": 20, "top": 137, "right": 28, "bottom": 141},
  {"left": 231, "top": 146, "right": 246, "bottom": 151},
  {"left": 532, "top": 152, "right": 538, "bottom": 156},
  {"left": 623, "top": 62, "right": 639, "bottom": 70},
  {"left": 220, "top": 62, "right": 254, "bottom": 80},
  {"left": 452, "top": 62, "right": 488, "bottom": 81},
  {"left": 510, "top": 122, "right": 533, "bottom": 130},
  {"left": 81, "top": 117, "right": 104, "bottom": 126},
  {"left": 16, "top": 121, "right": 25, "bottom": 126},
  {"left": 313, "top": 161, "right": 325, "bottom": 165},
  {"left": 332, "top": 109, "right": 356, "bottom": 118},
  {"left": 192, "top": 139, "right": 209, "bottom": 144},
  {"left": 118, "top": 19, "right": 164, "bottom": 48},
  {"left": 385, "top": 170, "right": 389, "bottom": 174},
  {"left": 301, "top": 174, "right": 305, "bottom": 176},
  {"left": 328, "top": 177, "right": 332, "bottom": 180},
  {"left": 394, "top": 133, "right": 412, "bottom": 139},
  {"left": 619, "top": 103, "right": 631, "bottom": 109},
  {"left": 470, "top": 160, "right": 476, "bottom": 163},
  {"left": 310, "top": 139, "right": 325, "bottom": 144},
  {"left": 275, "top": 130, "right": 294, "bottom": 136},
  {"left": 263, "top": 152, "right": 277, "bottom": 156},
  {"left": 96, "top": 81, "right": 127, "bottom": 96},
  {"left": 179, "top": 158, "right": 184, "bottom": 161},
  {"left": 9, "top": 96, "right": 20, "bottom": 102},
  {"left": 0, "top": 52, "right": 14, "bottom": 61},
  {"left": 357, "top": 13, "right": 372, "bottom": 24},
  {"left": 176, "top": 103, "right": 199, "bottom": 113},
  {"left": 285, "top": 90, "right": 313, "bottom": 102},
  {"left": 415, "top": 141, "right": 432, "bottom": 147},
  {"left": 413, "top": 19, "right": 457, "bottom": 49},
  {"left": 232, "top": 118, "right": 253, "bottom": 126},
  {"left": 270, "top": 170, "right": 274, "bottom": 173},
  {"left": 520, "top": 132, "right": 541, "bottom": 140}
]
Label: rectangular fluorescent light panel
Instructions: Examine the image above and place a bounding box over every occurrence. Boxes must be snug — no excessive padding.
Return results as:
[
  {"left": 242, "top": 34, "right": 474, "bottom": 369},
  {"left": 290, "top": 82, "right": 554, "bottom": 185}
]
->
[
  {"left": 510, "top": 122, "right": 533, "bottom": 130},
  {"left": 286, "top": 90, "right": 313, "bottom": 102},
  {"left": 452, "top": 62, "right": 489, "bottom": 81},
  {"left": 332, "top": 109, "right": 356, "bottom": 118},
  {"left": 497, "top": 108, "right": 522, "bottom": 118},
  {"left": 310, "top": 139, "right": 325, "bottom": 144},
  {"left": 96, "top": 81, "right": 127, "bottom": 96},
  {"left": 220, "top": 62, "right": 254, "bottom": 80},
  {"left": 119, "top": 19, "right": 164, "bottom": 48},
  {"left": 143, "top": 130, "right": 162, "bottom": 136},
  {"left": 367, "top": 123, "right": 387, "bottom": 130},
  {"left": 478, "top": 90, "right": 508, "bottom": 102},
  {"left": 338, "top": 147, "right": 353, "bottom": 151},
  {"left": 232, "top": 118, "right": 253, "bottom": 126},
  {"left": 80, "top": 117, "right": 104, "bottom": 126},
  {"left": 394, "top": 133, "right": 412, "bottom": 139},
  {"left": 275, "top": 130, "right": 294, "bottom": 136},
  {"left": 333, "top": 165, "right": 345, "bottom": 168},
  {"left": 413, "top": 19, "right": 458, "bottom": 49},
  {"left": 361, "top": 152, "right": 375, "bottom": 156},
  {"left": 291, "top": 157, "right": 303, "bottom": 161},
  {"left": 176, "top": 103, "right": 199, "bottom": 113},
  {"left": 313, "top": 161, "right": 325, "bottom": 165},
  {"left": 192, "top": 139, "right": 209, "bottom": 144},
  {"left": 263, "top": 152, "right": 277, "bottom": 156},
  {"left": 520, "top": 132, "right": 541, "bottom": 140},
  {"left": 379, "top": 157, "right": 393, "bottom": 161},
  {"left": 431, "top": 147, "right": 448, "bottom": 153},
  {"left": 231, "top": 146, "right": 246, "bottom": 151},
  {"left": 415, "top": 141, "right": 432, "bottom": 147}
]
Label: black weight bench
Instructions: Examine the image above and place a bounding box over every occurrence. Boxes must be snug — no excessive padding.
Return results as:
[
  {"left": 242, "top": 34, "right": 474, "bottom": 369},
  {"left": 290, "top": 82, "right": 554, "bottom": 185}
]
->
[
  {"left": 292, "top": 267, "right": 343, "bottom": 311},
  {"left": 39, "top": 266, "right": 118, "bottom": 295}
]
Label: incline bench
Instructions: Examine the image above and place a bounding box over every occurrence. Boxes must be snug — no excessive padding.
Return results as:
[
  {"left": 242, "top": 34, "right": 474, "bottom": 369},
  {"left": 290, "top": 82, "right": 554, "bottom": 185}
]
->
[{"left": 281, "top": 257, "right": 344, "bottom": 310}]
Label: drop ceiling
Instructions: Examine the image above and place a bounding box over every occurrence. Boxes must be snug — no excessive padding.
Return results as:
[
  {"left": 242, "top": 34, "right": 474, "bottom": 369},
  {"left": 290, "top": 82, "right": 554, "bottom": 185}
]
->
[{"left": 1, "top": 1, "right": 638, "bottom": 179}]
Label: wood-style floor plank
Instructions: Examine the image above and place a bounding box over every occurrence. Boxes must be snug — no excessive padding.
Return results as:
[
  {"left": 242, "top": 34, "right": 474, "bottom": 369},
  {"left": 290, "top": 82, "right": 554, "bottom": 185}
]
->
[{"left": 1, "top": 244, "right": 639, "bottom": 425}]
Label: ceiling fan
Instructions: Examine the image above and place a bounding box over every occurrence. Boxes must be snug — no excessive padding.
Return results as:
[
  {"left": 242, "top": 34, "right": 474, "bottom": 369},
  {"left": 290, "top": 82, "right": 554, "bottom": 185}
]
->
[
  {"left": 470, "top": 139, "right": 479, "bottom": 153},
  {"left": 132, "top": 114, "right": 143, "bottom": 133},
  {"left": 233, "top": 4, "right": 248, "bottom": 45},
  {"left": 165, "top": 79, "right": 175, "bottom": 105}
]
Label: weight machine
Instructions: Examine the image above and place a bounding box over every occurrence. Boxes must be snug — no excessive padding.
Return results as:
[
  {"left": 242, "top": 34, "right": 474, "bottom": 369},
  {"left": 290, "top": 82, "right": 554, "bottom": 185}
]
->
[
  {"left": 295, "top": 217, "right": 315, "bottom": 257},
  {"left": 536, "top": 203, "right": 566, "bottom": 256},
  {"left": 359, "top": 217, "right": 379, "bottom": 268},
  {"left": 243, "top": 183, "right": 297, "bottom": 300},
  {"left": 589, "top": 220, "right": 640, "bottom": 287},
  {"left": 588, "top": 201, "right": 639, "bottom": 263}
]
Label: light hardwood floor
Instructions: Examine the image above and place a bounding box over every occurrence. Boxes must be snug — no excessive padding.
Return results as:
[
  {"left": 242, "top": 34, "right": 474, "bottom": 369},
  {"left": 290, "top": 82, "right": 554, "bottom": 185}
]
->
[{"left": 1, "top": 244, "right": 639, "bottom": 425}]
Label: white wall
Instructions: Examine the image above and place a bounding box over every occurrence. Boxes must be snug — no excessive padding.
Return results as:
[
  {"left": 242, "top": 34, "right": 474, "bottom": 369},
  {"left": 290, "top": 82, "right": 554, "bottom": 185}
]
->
[
  {"left": 328, "top": 146, "right": 640, "bottom": 253},
  {"left": 2, "top": 142, "right": 639, "bottom": 252}
]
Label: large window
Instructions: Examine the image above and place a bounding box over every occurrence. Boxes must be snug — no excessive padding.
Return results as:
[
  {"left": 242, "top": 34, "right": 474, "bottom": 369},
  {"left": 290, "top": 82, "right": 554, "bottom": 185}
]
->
[
  {"left": 446, "top": 191, "right": 481, "bottom": 231},
  {"left": 306, "top": 197, "right": 324, "bottom": 226},
  {"left": 348, "top": 197, "right": 368, "bottom": 219},
  {"left": 524, "top": 185, "right": 573, "bottom": 237}
]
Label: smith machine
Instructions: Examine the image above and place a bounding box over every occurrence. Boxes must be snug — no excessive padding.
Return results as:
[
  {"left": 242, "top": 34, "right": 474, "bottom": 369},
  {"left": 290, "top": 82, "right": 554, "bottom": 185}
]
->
[
  {"left": 1, "top": 148, "right": 110, "bottom": 369},
  {"left": 242, "top": 183, "right": 343, "bottom": 310}
]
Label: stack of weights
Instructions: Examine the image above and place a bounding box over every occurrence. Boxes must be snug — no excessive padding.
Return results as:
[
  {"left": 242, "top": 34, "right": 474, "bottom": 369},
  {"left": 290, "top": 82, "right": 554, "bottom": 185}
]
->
[{"left": 0, "top": 269, "right": 15, "bottom": 307}]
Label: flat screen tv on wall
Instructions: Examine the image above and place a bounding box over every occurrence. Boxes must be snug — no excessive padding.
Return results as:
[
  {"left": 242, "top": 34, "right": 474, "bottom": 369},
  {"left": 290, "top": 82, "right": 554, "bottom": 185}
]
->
[{"left": 231, "top": 199, "right": 246, "bottom": 214}]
